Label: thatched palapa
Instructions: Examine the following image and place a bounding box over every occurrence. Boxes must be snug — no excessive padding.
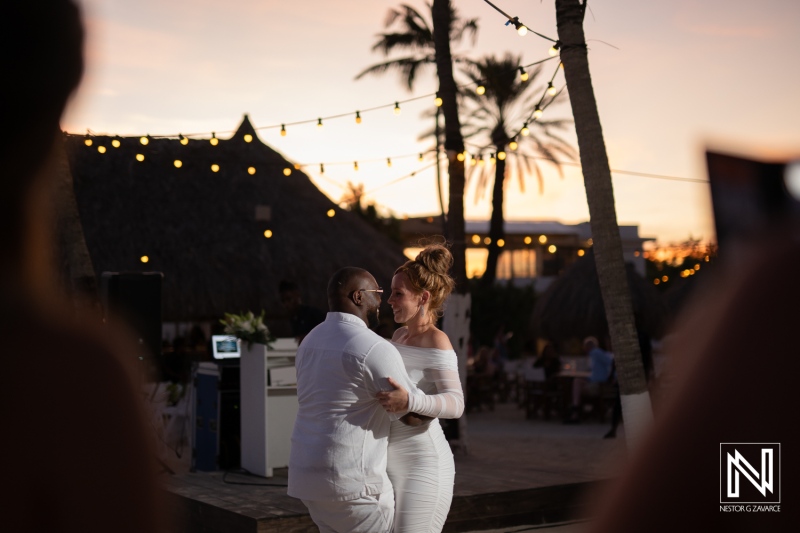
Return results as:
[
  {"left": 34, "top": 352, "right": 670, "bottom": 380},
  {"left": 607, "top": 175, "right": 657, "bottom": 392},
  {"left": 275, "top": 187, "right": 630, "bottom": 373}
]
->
[
  {"left": 65, "top": 116, "right": 407, "bottom": 321},
  {"left": 532, "top": 249, "right": 666, "bottom": 342}
]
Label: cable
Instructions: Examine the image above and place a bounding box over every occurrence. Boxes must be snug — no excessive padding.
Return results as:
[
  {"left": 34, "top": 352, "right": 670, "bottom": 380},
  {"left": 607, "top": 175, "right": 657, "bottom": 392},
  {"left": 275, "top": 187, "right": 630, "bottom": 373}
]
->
[{"left": 480, "top": 0, "right": 558, "bottom": 42}]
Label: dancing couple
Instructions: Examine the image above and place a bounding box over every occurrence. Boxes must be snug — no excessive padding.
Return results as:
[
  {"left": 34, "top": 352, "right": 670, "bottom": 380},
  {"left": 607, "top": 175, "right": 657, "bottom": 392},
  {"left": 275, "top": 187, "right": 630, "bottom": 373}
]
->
[{"left": 288, "top": 244, "right": 464, "bottom": 533}]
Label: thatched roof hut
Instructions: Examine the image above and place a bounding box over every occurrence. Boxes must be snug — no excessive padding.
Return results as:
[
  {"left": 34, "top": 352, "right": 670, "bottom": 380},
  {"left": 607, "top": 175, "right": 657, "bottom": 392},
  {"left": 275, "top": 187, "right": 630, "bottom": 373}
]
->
[
  {"left": 532, "top": 249, "right": 666, "bottom": 343},
  {"left": 65, "top": 116, "right": 407, "bottom": 321}
]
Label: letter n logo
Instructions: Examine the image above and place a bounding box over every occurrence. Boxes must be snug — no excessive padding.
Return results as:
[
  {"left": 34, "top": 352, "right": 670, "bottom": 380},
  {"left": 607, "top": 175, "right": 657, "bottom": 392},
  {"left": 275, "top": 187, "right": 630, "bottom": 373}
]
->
[{"left": 720, "top": 443, "right": 780, "bottom": 504}]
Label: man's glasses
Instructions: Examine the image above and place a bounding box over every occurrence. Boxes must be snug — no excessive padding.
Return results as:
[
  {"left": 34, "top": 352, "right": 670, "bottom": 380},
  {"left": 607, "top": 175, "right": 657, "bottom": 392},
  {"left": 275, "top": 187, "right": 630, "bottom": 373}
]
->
[{"left": 359, "top": 288, "right": 384, "bottom": 299}]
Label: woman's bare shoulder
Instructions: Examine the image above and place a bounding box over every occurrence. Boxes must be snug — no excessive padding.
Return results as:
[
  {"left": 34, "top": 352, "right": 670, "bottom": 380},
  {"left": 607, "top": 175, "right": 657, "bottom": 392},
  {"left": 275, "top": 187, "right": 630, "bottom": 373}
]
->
[
  {"left": 428, "top": 328, "right": 454, "bottom": 350},
  {"left": 391, "top": 326, "right": 408, "bottom": 342}
]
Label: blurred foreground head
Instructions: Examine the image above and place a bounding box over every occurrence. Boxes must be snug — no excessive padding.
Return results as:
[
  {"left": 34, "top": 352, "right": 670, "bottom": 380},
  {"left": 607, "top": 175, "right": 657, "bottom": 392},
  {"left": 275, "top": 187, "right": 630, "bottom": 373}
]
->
[{"left": 0, "top": 0, "right": 83, "bottom": 280}]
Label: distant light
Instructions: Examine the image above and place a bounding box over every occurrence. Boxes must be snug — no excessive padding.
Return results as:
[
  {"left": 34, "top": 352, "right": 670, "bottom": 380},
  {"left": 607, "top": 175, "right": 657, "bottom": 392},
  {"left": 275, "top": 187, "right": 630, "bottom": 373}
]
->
[
  {"left": 654, "top": 279, "right": 660, "bottom": 285},
  {"left": 354, "top": 161, "right": 359, "bottom": 171},
  {"left": 490, "top": 154, "right": 496, "bottom": 164},
  {"left": 478, "top": 158, "right": 485, "bottom": 167},
  {"left": 519, "top": 67, "right": 528, "bottom": 82},
  {"left": 84, "top": 138, "right": 93, "bottom": 146},
  {"left": 394, "top": 102, "right": 401, "bottom": 115},
  {"left": 140, "top": 256, "right": 149, "bottom": 263},
  {"left": 174, "top": 160, "right": 182, "bottom": 168},
  {"left": 521, "top": 123, "right": 530, "bottom": 136},
  {"left": 111, "top": 139, "right": 121, "bottom": 148},
  {"left": 210, "top": 133, "right": 219, "bottom": 146},
  {"left": 533, "top": 106, "right": 543, "bottom": 119},
  {"left": 136, "top": 154, "right": 145, "bottom": 162},
  {"left": 476, "top": 85, "right": 486, "bottom": 95},
  {"left": 472, "top": 234, "right": 481, "bottom": 244},
  {"left": 661, "top": 275, "right": 669, "bottom": 282},
  {"left": 538, "top": 235, "right": 547, "bottom": 244},
  {"left": 355, "top": 111, "right": 362, "bottom": 124},
  {"left": 694, "top": 264, "right": 700, "bottom": 270},
  {"left": 457, "top": 152, "right": 466, "bottom": 162},
  {"left": 280, "top": 124, "right": 287, "bottom": 136},
  {"left": 549, "top": 42, "right": 561, "bottom": 56},
  {"left": 294, "top": 163, "right": 301, "bottom": 170},
  {"left": 211, "top": 164, "right": 220, "bottom": 172},
  {"left": 97, "top": 146, "right": 106, "bottom": 154},
  {"left": 483, "top": 237, "right": 491, "bottom": 245},
  {"left": 509, "top": 141, "right": 518, "bottom": 151},
  {"left": 140, "top": 136, "right": 149, "bottom": 145},
  {"left": 634, "top": 251, "right": 641, "bottom": 257},
  {"left": 179, "top": 135, "right": 189, "bottom": 145},
  {"left": 248, "top": 166, "right": 256, "bottom": 175},
  {"left": 418, "top": 153, "right": 424, "bottom": 162},
  {"left": 283, "top": 168, "right": 292, "bottom": 176},
  {"left": 577, "top": 249, "right": 585, "bottom": 257},
  {"left": 434, "top": 95, "right": 443, "bottom": 107},
  {"left": 264, "top": 229, "right": 273, "bottom": 238},
  {"left": 548, "top": 245, "right": 557, "bottom": 253},
  {"left": 387, "top": 158, "right": 392, "bottom": 167},
  {"left": 498, "top": 151, "right": 506, "bottom": 160},
  {"left": 497, "top": 239, "right": 505, "bottom": 247},
  {"left": 524, "top": 236, "right": 532, "bottom": 245},
  {"left": 319, "top": 163, "right": 325, "bottom": 174},
  {"left": 244, "top": 134, "right": 253, "bottom": 143},
  {"left": 547, "top": 82, "right": 557, "bottom": 96},
  {"left": 327, "top": 209, "right": 336, "bottom": 218},
  {"left": 517, "top": 25, "right": 528, "bottom": 37},
  {"left": 317, "top": 118, "right": 323, "bottom": 128}
]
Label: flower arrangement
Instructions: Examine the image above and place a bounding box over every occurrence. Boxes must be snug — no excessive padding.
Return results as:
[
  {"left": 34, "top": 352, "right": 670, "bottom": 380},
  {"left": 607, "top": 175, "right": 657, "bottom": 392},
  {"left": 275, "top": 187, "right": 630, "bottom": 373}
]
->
[{"left": 220, "top": 310, "right": 274, "bottom": 349}]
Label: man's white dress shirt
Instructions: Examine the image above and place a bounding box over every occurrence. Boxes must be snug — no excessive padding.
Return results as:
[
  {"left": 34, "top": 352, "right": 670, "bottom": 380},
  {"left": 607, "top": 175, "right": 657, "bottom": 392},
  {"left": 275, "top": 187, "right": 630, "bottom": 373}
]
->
[{"left": 288, "top": 312, "right": 423, "bottom": 501}]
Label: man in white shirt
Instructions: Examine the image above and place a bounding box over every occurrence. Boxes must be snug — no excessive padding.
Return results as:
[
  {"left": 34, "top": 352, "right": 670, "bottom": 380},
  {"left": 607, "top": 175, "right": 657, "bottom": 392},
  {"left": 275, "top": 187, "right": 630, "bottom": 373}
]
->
[{"left": 288, "top": 267, "right": 422, "bottom": 533}]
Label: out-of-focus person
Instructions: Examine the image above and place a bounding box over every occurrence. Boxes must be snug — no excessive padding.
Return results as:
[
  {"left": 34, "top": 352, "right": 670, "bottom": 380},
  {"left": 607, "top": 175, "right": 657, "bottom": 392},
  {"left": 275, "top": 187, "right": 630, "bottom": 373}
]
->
[{"left": 1, "top": 2, "right": 165, "bottom": 531}]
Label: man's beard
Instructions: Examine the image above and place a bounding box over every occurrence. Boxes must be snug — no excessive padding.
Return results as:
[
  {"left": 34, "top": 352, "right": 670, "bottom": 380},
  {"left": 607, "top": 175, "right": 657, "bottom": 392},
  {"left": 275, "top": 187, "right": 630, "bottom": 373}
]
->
[{"left": 367, "top": 306, "right": 380, "bottom": 329}]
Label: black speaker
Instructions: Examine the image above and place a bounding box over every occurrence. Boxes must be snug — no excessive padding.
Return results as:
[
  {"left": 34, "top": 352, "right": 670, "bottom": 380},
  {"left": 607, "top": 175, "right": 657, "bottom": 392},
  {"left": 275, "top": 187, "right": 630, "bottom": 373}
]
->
[{"left": 101, "top": 272, "right": 163, "bottom": 359}]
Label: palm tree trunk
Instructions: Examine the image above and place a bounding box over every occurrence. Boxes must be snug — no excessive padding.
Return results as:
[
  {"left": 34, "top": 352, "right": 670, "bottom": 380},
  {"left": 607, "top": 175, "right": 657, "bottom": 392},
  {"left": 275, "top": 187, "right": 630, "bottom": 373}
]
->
[
  {"left": 483, "top": 155, "right": 506, "bottom": 285},
  {"left": 432, "top": 0, "right": 470, "bottom": 452},
  {"left": 435, "top": 107, "right": 448, "bottom": 238},
  {"left": 555, "top": 0, "right": 652, "bottom": 448}
]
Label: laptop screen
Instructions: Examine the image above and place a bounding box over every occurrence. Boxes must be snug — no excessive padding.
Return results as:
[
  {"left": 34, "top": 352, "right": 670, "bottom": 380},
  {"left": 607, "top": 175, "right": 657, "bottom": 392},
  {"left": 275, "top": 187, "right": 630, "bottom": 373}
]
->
[{"left": 211, "top": 335, "right": 240, "bottom": 359}]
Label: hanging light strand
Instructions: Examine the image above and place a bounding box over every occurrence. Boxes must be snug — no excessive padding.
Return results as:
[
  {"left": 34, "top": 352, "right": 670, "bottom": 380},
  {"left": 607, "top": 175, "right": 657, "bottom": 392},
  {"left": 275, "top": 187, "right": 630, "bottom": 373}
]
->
[{"left": 480, "top": 0, "right": 558, "bottom": 42}]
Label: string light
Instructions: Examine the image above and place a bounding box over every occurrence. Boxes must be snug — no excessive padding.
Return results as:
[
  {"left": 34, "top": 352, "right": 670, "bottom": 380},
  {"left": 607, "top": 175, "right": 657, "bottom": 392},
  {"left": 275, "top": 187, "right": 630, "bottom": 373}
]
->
[
  {"left": 327, "top": 209, "right": 336, "bottom": 218},
  {"left": 490, "top": 153, "right": 496, "bottom": 164},
  {"left": 577, "top": 249, "right": 585, "bottom": 257},
  {"left": 472, "top": 235, "right": 481, "bottom": 244},
  {"left": 497, "top": 151, "right": 506, "bottom": 160},
  {"left": 179, "top": 134, "right": 189, "bottom": 145},
  {"left": 140, "top": 136, "right": 149, "bottom": 145},
  {"left": 140, "top": 256, "right": 149, "bottom": 263},
  {"left": 320, "top": 163, "right": 325, "bottom": 174},
  {"left": 84, "top": 136, "right": 92, "bottom": 146},
  {"left": 509, "top": 140, "right": 518, "bottom": 150},
  {"left": 111, "top": 138, "right": 121, "bottom": 148},
  {"left": 533, "top": 105, "right": 543, "bottom": 119},
  {"left": 498, "top": 239, "right": 505, "bottom": 247},
  {"left": 549, "top": 41, "right": 561, "bottom": 56},
  {"left": 434, "top": 94, "right": 443, "bottom": 107},
  {"left": 248, "top": 166, "right": 256, "bottom": 175},
  {"left": 521, "top": 123, "right": 530, "bottom": 136},
  {"left": 354, "top": 161, "right": 359, "bottom": 171},
  {"left": 210, "top": 133, "right": 218, "bottom": 146},
  {"left": 483, "top": 237, "right": 491, "bottom": 245},
  {"left": 355, "top": 111, "right": 362, "bottom": 124},
  {"left": 470, "top": 155, "right": 478, "bottom": 166},
  {"left": 524, "top": 236, "right": 532, "bottom": 244},
  {"left": 294, "top": 163, "right": 301, "bottom": 170},
  {"left": 539, "top": 235, "right": 548, "bottom": 244},
  {"left": 264, "top": 229, "right": 273, "bottom": 239},
  {"left": 519, "top": 67, "right": 528, "bottom": 82},
  {"left": 547, "top": 82, "right": 557, "bottom": 96},
  {"left": 457, "top": 152, "right": 466, "bottom": 162},
  {"left": 211, "top": 164, "right": 220, "bottom": 172},
  {"left": 283, "top": 168, "right": 292, "bottom": 176},
  {"left": 394, "top": 102, "right": 401, "bottom": 115},
  {"left": 476, "top": 84, "right": 486, "bottom": 95},
  {"left": 136, "top": 154, "right": 145, "bottom": 162},
  {"left": 280, "top": 124, "right": 287, "bottom": 136},
  {"left": 548, "top": 244, "right": 557, "bottom": 253},
  {"left": 317, "top": 118, "right": 323, "bottom": 129},
  {"left": 97, "top": 146, "right": 106, "bottom": 153},
  {"left": 418, "top": 153, "right": 424, "bottom": 162},
  {"left": 244, "top": 134, "right": 253, "bottom": 143},
  {"left": 517, "top": 25, "right": 527, "bottom": 37},
  {"left": 174, "top": 160, "right": 182, "bottom": 168},
  {"left": 386, "top": 158, "right": 392, "bottom": 167}
]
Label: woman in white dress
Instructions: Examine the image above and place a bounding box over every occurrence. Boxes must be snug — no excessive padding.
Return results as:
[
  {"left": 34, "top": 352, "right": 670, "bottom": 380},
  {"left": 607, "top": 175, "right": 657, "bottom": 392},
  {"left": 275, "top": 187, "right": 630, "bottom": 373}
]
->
[{"left": 376, "top": 245, "right": 465, "bottom": 533}]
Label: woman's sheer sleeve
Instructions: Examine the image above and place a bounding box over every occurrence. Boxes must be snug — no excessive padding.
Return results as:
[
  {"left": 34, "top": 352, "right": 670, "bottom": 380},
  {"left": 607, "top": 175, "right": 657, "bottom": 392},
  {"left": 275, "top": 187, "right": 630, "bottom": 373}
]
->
[{"left": 406, "top": 354, "right": 464, "bottom": 419}]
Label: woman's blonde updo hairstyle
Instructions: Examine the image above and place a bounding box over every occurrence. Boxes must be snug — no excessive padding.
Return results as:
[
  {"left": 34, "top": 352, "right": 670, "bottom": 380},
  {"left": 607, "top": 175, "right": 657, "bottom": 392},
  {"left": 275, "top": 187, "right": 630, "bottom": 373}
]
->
[{"left": 395, "top": 244, "right": 455, "bottom": 318}]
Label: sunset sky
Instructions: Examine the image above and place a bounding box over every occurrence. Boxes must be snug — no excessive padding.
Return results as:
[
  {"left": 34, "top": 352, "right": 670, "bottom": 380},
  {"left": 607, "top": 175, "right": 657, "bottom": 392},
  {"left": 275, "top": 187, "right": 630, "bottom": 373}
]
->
[{"left": 62, "top": 0, "right": 800, "bottom": 245}]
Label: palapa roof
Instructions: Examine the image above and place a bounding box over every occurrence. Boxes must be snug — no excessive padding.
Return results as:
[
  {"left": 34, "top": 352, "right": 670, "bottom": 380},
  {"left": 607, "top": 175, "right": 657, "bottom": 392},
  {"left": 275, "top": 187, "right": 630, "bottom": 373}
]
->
[
  {"left": 532, "top": 248, "right": 667, "bottom": 341},
  {"left": 65, "top": 115, "right": 407, "bottom": 321}
]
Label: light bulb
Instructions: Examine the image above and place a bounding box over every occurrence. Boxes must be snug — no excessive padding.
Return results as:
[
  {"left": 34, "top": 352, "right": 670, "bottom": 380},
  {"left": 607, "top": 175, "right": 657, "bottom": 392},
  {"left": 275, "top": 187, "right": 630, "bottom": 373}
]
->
[
  {"left": 248, "top": 167, "right": 256, "bottom": 175},
  {"left": 283, "top": 168, "right": 292, "bottom": 176},
  {"left": 317, "top": 118, "right": 323, "bottom": 128},
  {"left": 179, "top": 134, "right": 189, "bottom": 145},
  {"left": 84, "top": 137, "right": 92, "bottom": 146},
  {"left": 471, "top": 235, "right": 480, "bottom": 244},
  {"left": 294, "top": 163, "right": 301, "bottom": 170},
  {"left": 244, "top": 134, "right": 253, "bottom": 143},
  {"left": 547, "top": 82, "right": 557, "bottom": 96},
  {"left": 519, "top": 68, "right": 528, "bottom": 82},
  {"left": 111, "top": 139, "right": 121, "bottom": 148},
  {"left": 355, "top": 111, "right": 362, "bottom": 124},
  {"left": 457, "top": 152, "right": 465, "bottom": 162},
  {"left": 476, "top": 85, "right": 486, "bottom": 95},
  {"left": 521, "top": 123, "right": 530, "bottom": 136},
  {"left": 140, "top": 136, "right": 149, "bottom": 145},
  {"left": 394, "top": 102, "right": 401, "bottom": 115},
  {"left": 498, "top": 151, "right": 506, "bottom": 160},
  {"left": 539, "top": 235, "right": 547, "bottom": 244},
  {"left": 211, "top": 164, "right": 220, "bottom": 172},
  {"left": 517, "top": 25, "right": 528, "bottom": 37},
  {"left": 140, "top": 256, "right": 149, "bottom": 263},
  {"left": 434, "top": 95, "right": 443, "bottom": 107},
  {"left": 97, "top": 146, "right": 106, "bottom": 154},
  {"left": 387, "top": 158, "right": 392, "bottom": 167},
  {"left": 174, "top": 160, "right": 182, "bottom": 168},
  {"left": 549, "top": 42, "right": 561, "bottom": 56},
  {"left": 524, "top": 236, "right": 532, "bottom": 245},
  {"left": 498, "top": 239, "right": 505, "bottom": 247},
  {"left": 210, "top": 133, "right": 218, "bottom": 146},
  {"left": 533, "top": 106, "right": 543, "bottom": 119},
  {"left": 136, "top": 154, "right": 145, "bottom": 162},
  {"left": 509, "top": 141, "right": 518, "bottom": 151},
  {"left": 327, "top": 209, "right": 336, "bottom": 218},
  {"left": 354, "top": 161, "right": 359, "bottom": 171},
  {"left": 280, "top": 124, "right": 287, "bottom": 136},
  {"left": 418, "top": 153, "right": 424, "bottom": 162},
  {"left": 549, "top": 245, "right": 557, "bottom": 253},
  {"left": 264, "top": 229, "right": 273, "bottom": 239}
]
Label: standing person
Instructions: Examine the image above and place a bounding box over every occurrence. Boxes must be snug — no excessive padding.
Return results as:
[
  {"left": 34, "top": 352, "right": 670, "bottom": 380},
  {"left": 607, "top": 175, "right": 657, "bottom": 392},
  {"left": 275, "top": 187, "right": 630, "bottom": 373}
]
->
[
  {"left": 288, "top": 267, "right": 424, "bottom": 533},
  {"left": 279, "top": 280, "right": 325, "bottom": 345},
  {"left": 1, "top": 2, "right": 165, "bottom": 531},
  {"left": 377, "top": 244, "right": 465, "bottom": 533}
]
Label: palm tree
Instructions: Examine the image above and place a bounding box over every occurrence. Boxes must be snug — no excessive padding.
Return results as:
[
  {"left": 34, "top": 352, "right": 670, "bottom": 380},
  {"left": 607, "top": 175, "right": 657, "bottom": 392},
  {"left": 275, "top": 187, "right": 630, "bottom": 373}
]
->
[
  {"left": 355, "top": 3, "right": 478, "bottom": 91},
  {"left": 460, "top": 53, "right": 575, "bottom": 284},
  {"left": 555, "top": 0, "right": 652, "bottom": 448}
]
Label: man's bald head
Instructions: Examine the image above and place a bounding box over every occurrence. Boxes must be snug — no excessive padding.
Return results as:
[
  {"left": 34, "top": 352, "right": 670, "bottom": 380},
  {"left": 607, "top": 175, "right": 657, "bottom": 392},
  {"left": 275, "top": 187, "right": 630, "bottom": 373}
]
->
[{"left": 327, "top": 267, "right": 374, "bottom": 310}]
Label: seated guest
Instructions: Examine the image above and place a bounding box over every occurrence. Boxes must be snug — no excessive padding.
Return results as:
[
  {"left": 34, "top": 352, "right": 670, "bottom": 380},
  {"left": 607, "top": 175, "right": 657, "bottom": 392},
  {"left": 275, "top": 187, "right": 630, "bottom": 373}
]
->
[{"left": 565, "top": 336, "right": 614, "bottom": 423}]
